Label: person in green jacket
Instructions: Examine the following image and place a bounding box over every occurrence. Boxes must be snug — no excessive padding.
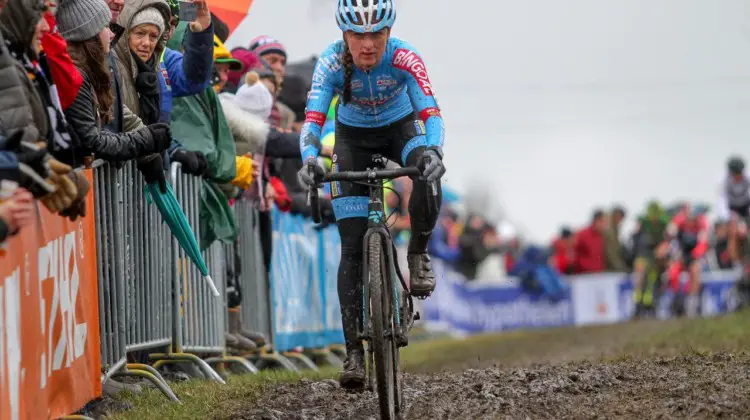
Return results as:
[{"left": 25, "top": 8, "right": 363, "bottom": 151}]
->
[
  {"left": 167, "top": 23, "right": 255, "bottom": 249},
  {"left": 632, "top": 200, "right": 671, "bottom": 317}
]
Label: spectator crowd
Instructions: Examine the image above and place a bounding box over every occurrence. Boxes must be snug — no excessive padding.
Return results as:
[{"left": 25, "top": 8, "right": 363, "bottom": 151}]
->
[
  {"left": 0, "top": 0, "right": 342, "bottom": 364},
  {"left": 1, "top": 0, "right": 742, "bottom": 386},
  {"left": 423, "top": 190, "right": 738, "bottom": 316}
]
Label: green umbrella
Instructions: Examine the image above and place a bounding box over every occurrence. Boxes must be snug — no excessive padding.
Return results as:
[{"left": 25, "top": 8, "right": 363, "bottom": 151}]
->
[{"left": 144, "top": 182, "right": 220, "bottom": 297}]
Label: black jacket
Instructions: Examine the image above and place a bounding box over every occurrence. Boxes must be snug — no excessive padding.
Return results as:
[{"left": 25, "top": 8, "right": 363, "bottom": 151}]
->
[
  {"left": 266, "top": 128, "right": 302, "bottom": 159},
  {"left": 64, "top": 68, "right": 156, "bottom": 162}
]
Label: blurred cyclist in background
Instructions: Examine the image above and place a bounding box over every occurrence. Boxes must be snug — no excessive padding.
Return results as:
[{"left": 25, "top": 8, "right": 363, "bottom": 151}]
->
[
  {"left": 297, "top": 0, "right": 446, "bottom": 389},
  {"left": 717, "top": 156, "right": 750, "bottom": 266},
  {"left": 666, "top": 203, "right": 709, "bottom": 316},
  {"left": 631, "top": 201, "right": 671, "bottom": 317}
]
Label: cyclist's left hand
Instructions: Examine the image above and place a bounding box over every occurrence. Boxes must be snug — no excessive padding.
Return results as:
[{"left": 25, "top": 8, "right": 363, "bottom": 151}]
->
[
  {"left": 297, "top": 158, "right": 325, "bottom": 190},
  {"left": 419, "top": 148, "right": 446, "bottom": 182}
]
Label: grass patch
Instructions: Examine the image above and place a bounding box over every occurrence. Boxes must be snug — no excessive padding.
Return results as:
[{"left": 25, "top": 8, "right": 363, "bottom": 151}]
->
[
  {"left": 110, "top": 368, "right": 337, "bottom": 420},
  {"left": 401, "top": 310, "right": 750, "bottom": 372},
  {"left": 112, "top": 311, "right": 750, "bottom": 418},
  {"left": 621, "top": 310, "right": 750, "bottom": 356}
]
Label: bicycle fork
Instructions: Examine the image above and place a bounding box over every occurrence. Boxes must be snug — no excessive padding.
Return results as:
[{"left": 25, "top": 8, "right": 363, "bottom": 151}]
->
[{"left": 359, "top": 229, "right": 411, "bottom": 348}]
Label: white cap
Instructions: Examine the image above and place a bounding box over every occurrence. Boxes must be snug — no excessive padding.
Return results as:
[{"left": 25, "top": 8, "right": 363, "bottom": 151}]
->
[{"left": 235, "top": 81, "right": 274, "bottom": 121}]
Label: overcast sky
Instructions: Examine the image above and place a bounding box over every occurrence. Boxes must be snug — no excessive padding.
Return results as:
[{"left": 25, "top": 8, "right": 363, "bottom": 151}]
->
[{"left": 228, "top": 0, "right": 750, "bottom": 242}]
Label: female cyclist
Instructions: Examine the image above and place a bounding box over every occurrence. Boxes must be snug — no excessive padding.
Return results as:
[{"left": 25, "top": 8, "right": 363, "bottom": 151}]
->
[{"left": 297, "top": 0, "right": 446, "bottom": 389}]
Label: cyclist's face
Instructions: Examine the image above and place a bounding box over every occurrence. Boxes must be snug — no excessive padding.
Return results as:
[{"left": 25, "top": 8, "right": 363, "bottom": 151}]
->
[{"left": 345, "top": 28, "right": 389, "bottom": 70}]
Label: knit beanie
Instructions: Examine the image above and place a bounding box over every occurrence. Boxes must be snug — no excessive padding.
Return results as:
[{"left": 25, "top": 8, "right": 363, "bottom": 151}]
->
[
  {"left": 248, "top": 35, "right": 287, "bottom": 58},
  {"left": 130, "top": 7, "right": 165, "bottom": 36},
  {"left": 56, "top": 0, "right": 112, "bottom": 42},
  {"left": 235, "top": 72, "right": 274, "bottom": 121}
]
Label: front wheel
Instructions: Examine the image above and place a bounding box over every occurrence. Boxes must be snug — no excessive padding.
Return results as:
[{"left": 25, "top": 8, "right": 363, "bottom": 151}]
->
[{"left": 368, "top": 233, "right": 397, "bottom": 419}]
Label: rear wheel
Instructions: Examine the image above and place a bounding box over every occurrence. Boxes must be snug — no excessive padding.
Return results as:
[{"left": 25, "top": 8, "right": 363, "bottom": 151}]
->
[{"left": 368, "top": 233, "right": 396, "bottom": 419}]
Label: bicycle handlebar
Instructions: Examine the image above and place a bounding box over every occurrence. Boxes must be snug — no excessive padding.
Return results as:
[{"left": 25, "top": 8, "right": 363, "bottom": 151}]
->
[
  {"left": 307, "top": 158, "right": 439, "bottom": 225},
  {"left": 321, "top": 167, "right": 420, "bottom": 183},
  {"left": 310, "top": 187, "right": 322, "bottom": 223}
]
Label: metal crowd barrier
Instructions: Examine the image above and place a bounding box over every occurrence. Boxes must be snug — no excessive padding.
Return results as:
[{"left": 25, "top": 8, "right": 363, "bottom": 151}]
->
[
  {"left": 93, "top": 161, "right": 127, "bottom": 377},
  {"left": 234, "top": 200, "right": 273, "bottom": 340},
  {"left": 94, "top": 159, "right": 354, "bottom": 403},
  {"left": 92, "top": 160, "right": 178, "bottom": 401},
  {"left": 122, "top": 161, "right": 172, "bottom": 354},
  {"left": 233, "top": 199, "right": 299, "bottom": 371},
  {"left": 149, "top": 163, "right": 256, "bottom": 377}
]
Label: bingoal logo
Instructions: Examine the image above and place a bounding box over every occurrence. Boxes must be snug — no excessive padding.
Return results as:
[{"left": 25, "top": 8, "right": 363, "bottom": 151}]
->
[{"left": 392, "top": 48, "right": 433, "bottom": 96}]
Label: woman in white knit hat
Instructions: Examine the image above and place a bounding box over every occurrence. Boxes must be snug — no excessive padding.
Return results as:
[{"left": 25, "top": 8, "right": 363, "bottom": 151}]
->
[
  {"left": 235, "top": 71, "right": 275, "bottom": 122},
  {"left": 57, "top": 0, "right": 172, "bottom": 165},
  {"left": 113, "top": 0, "right": 170, "bottom": 125}
]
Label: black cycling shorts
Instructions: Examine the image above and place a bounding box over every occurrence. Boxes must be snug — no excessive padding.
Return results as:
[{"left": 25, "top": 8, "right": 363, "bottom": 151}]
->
[
  {"left": 329, "top": 112, "right": 427, "bottom": 220},
  {"left": 731, "top": 204, "right": 750, "bottom": 219}
]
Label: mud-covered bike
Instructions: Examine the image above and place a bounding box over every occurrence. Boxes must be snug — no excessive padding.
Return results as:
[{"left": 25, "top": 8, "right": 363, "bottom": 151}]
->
[{"left": 308, "top": 154, "right": 438, "bottom": 419}]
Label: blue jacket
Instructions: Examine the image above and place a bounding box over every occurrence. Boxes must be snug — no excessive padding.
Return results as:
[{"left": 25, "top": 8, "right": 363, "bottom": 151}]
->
[
  {"left": 428, "top": 223, "right": 460, "bottom": 263},
  {"left": 0, "top": 151, "right": 18, "bottom": 182},
  {"left": 509, "top": 246, "right": 569, "bottom": 299},
  {"left": 157, "top": 24, "right": 214, "bottom": 124}
]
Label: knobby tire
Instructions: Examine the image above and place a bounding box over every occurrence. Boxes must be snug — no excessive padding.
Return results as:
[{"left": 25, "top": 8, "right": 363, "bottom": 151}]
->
[{"left": 369, "top": 233, "right": 396, "bottom": 419}]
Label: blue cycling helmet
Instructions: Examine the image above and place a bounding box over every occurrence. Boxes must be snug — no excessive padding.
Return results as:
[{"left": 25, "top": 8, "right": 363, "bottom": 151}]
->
[{"left": 336, "top": 0, "right": 396, "bottom": 34}]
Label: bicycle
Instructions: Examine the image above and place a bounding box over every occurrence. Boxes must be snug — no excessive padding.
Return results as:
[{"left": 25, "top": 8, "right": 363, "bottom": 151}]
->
[{"left": 308, "top": 154, "right": 438, "bottom": 419}]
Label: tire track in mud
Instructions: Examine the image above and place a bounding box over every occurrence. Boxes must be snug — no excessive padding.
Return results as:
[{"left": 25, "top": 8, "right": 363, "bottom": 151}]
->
[{"left": 225, "top": 319, "right": 750, "bottom": 419}]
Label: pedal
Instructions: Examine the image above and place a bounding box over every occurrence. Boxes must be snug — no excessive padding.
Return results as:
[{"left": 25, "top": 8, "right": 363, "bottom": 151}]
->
[{"left": 395, "top": 332, "right": 409, "bottom": 348}]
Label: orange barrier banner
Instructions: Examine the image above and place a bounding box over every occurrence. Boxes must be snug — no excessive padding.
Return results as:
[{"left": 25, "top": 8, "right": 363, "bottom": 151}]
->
[{"left": 0, "top": 169, "right": 101, "bottom": 420}]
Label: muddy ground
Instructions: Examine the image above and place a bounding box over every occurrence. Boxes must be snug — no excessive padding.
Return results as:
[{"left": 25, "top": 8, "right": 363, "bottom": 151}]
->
[{"left": 223, "top": 318, "right": 750, "bottom": 420}]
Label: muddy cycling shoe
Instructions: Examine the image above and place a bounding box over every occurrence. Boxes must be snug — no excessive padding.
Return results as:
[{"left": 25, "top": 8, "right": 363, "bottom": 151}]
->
[
  {"left": 339, "top": 349, "right": 366, "bottom": 390},
  {"left": 408, "top": 253, "right": 436, "bottom": 298}
]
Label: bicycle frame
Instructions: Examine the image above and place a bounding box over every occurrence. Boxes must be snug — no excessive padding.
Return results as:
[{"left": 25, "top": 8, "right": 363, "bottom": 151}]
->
[
  {"left": 308, "top": 155, "right": 431, "bottom": 415},
  {"left": 359, "top": 179, "right": 406, "bottom": 346},
  {"left": 307, "top": 155, "right": 428, "bottom": 342}
]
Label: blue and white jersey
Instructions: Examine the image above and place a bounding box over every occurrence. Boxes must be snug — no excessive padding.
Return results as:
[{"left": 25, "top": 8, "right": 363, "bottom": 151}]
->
[{"left": 299, "top": 37, "right": 444, "bottom": 161}]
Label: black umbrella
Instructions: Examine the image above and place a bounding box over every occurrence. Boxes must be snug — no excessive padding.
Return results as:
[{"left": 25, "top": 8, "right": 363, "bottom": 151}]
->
[{"left": 210, "top": 12, "right": 230, "bottom": 43}]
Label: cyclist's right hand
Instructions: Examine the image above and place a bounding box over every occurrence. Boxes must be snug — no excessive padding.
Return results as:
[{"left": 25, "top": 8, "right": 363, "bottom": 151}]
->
[{"left": 297, "top": 158, "right": 325, "bottom": 190}]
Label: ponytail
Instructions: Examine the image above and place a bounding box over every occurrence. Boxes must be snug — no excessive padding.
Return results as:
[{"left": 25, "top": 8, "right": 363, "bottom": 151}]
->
[{"left": 341, "top": 39, "right": 354, "bottom": 105}]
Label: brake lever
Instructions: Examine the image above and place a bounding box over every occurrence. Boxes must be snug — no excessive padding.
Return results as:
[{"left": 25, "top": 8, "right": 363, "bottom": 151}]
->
[
  {"left": 307, "top": 161, "right": 322, "bottom": 223},
  {"left": 422, "top": 155, "right": 438, "bottom": 197}
]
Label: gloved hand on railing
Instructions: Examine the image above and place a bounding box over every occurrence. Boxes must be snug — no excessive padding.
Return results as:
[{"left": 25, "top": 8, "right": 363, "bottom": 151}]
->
[
  {"left": 146, "top": 123, "right": 173, "bottom": 154},
  {"left": 137, "top": 153, "right": 168, "bottom": 193},
  {"left": 40, "top": 158, "right": 78, "bottom": 213},
  {"left": 171, "top": 149, "right": 208, "bottom": 176},
  {"left": 15, "top": 141, "right": 55, "bottom": 198},
  {"left": 16, "top": 146, "right": 49, "bottom": 179},
  {"left": 59, "top": 170, "right": 90, "bottom": 221}
]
